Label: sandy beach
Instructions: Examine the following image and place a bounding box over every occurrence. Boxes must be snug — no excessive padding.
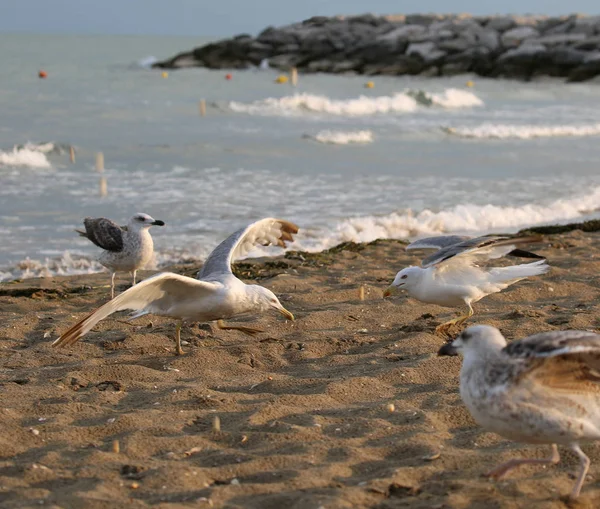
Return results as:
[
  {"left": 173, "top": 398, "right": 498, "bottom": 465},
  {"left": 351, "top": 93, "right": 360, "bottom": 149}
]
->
[{"left": 1, "top": 229, "right": 600, "bottom": 508}]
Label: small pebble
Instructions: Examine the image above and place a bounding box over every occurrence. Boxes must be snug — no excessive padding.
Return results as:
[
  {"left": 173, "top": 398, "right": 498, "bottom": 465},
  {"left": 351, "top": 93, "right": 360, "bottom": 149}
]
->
[
  {"left": 30, "top": 428, "right": 40, "bottom": 436},
  {"left": 387, "top": 403, "right": 395, "bottom": 413}
]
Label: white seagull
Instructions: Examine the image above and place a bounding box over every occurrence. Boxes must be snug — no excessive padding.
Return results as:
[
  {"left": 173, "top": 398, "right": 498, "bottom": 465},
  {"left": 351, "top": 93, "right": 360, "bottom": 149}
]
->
[
  {"left": 439, "top": 325, "right": 600, "bottom": 500},
  {"left": 76, "top": 213, "right": 165, "bottom": 299},
  {"left": 383, "top": 235, "right": 549, "bottom": 335},
  {"left": 54, "top": 218, "right": 297, "bottom": 355}
]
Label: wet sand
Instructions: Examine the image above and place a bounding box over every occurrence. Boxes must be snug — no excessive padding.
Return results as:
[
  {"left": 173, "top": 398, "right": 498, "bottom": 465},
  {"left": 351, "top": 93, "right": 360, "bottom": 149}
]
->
[{"left": 1, "top": 231, "right": 600, "bottom": 508}]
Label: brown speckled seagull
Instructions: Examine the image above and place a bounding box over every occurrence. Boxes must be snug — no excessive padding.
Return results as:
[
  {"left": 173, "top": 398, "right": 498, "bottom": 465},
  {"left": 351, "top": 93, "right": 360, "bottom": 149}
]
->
[
  {"left": 439, "top": 325, "right": 600, "bottom": 500},
  {"left": 76, "top": 213, "right": 165, "bottom": 299},
  {"left": 55, "top": 218, "right": 297, "bottom": 355}
]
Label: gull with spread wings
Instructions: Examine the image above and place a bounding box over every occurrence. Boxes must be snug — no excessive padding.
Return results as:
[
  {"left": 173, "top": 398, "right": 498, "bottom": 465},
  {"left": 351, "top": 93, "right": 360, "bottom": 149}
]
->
[
  {"left": 54, "top": 218, "right": 297, "bottom": 355},
  {"left": 76, "top": 213, "right": 165, "bottom": 299},
  {"left": 383, "top": 235, "right": 549, "bottom": 335},
  {"left": 439, "top": 325, "right": 600, "bottom": 500}
]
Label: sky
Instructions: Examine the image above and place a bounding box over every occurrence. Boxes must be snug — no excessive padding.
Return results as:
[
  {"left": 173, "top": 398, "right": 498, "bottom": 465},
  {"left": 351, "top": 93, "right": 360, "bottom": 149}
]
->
[{"left": 2, "top": 0, "right": 598, "bottom": 36}]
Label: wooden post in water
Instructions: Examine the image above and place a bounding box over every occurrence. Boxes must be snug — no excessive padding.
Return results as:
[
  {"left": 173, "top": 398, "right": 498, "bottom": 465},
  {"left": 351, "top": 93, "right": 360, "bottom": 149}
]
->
[
  {"left": 69, "top": 146, "right": 75, "bottom": 164},
  {"left": 99, "top": 176, "right": 107, "bottom": 197},
  {"left": 199, "top": 99, "right": 207, "bottom": 116},
  {"left": 291, "top": 67, "right": 298, "bottom": 86},
  {"left": 95, "top": 152, "right": 104, "bottom": 172}
]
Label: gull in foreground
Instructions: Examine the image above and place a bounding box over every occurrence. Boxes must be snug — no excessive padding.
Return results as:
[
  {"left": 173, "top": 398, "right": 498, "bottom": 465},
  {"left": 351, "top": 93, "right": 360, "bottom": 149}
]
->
[
  {"left": 383, "top": 235, "right": 549, "bottom": 335},
  {"left": 54, "top": 218, "right": 297, "bottom": 355},
  {"left": 76, "top": 213, "right": 165, "bottom": 299},
  {"left": 439, "top": 325, "right": 600, "bottom": 500}
]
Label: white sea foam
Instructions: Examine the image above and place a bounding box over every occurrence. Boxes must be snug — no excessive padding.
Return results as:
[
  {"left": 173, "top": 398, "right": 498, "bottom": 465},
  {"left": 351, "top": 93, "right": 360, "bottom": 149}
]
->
[
  {"left": 0, "top": 252, "right": 103, "bottom": 282},
  {"left": 297, "top": 185, "right": 600, "bottom": 251},
  {"left": 306, "top": 130, "right": 374, "bottom": 145},
  {"left": 0, "top": 147, "right": 51, "bottom": 169},
  {"left": 3, "top": 187, "right": 598, "bottom": 281},
  {"left": 444, "top": 123, "right": 600, "bottom": 140},
  {"left": 229, "top": 88, "right": 482, "bottom": 117}
]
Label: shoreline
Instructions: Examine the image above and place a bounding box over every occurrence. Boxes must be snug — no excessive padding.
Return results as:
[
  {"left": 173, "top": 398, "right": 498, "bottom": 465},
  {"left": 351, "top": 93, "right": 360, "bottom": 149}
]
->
[
  {"left": 2, "top": 218, "right": 599, "bottom": 288},
  {"left": 153, "top": 13, "right": 600, "bottom": 82}
]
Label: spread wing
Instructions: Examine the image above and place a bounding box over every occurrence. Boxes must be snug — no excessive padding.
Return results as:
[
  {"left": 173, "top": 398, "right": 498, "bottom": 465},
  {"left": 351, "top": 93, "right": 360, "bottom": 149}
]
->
[
  {"left": 197, "top": 218, "right": 299, "bottom": 280},
  {"left": 406, "top": 235, "right": 471, "bottom": 251},
  {"left": 76, "top": 217, "right": 125, "bottom": 252},
  {"left": 408, "top": 235, "right": 544, "bottom": 261},
  {"left": 504, "top": 330, "right": 600, "bottom": 394},
  {"left": 421, "top": 235, "right": 543, "bottom": 269},
  {"left": 52, "top": 273, "right": 218, "bottom": 348}
]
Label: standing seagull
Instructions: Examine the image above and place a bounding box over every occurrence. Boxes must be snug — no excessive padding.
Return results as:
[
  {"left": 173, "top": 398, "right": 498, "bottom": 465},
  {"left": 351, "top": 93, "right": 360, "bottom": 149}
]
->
[
  {"left": 76, "top": 213, "right": 165, "bottom": 299},
  {"left": 54, "top": 218, "right": 297, "bottom": 355},
  {"left": 383, "top": 235, "right": 549, "bottom": 335},
  {"left": 439, "top": 325, "right": 600, "bottom": 500}
]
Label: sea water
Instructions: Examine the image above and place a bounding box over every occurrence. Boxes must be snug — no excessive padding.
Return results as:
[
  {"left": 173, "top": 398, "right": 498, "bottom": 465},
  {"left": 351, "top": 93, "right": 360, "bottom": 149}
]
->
[{"left": 1, "top": 33, "right": 599, "bottom": 281}]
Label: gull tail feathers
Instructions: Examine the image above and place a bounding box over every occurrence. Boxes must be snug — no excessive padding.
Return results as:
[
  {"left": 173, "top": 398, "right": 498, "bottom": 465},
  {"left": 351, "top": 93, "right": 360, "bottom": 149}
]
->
[{"left": 490, "top": 259, "right": 550, "bottom": 285}]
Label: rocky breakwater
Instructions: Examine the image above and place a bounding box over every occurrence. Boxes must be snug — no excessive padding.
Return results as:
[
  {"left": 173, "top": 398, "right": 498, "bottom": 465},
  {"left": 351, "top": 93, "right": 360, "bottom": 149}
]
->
[{"left": 153, "top": 13, "right": 600, "bottom": 82}]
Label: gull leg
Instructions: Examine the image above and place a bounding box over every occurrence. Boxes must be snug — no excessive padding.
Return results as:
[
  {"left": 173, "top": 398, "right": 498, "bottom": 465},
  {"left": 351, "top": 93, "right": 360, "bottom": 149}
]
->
[
  {"left": 110, "top": 272, "right": 116, "bottom": 299},
  {"left": 455, "top": 303, "right": 474, "bottom": 327},
  {"left": 568, "top": 443, "right": 590, "bottom": 499},
  {"left": 216, "top": 319, "right": 264, "bottom": 337},
  {"left": 174, "top": 321, "right": 184, "bottom": 356},
  {"left": 435, "top": 308, "right": 472, "bottom": 336},
  {"left": 484, "top": 444, "right": 560, "bottom": 480},
  {"left": 132, "top": 270, "right": 137, "bottom": 286}
]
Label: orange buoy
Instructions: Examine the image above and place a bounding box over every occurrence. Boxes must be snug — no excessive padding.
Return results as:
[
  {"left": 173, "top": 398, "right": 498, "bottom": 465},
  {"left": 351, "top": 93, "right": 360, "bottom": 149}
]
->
[
  {"left": 225, "top": 73, "right": 232, "bottom": 80},
  {"left": 38, "top": 70, "right": 47, "bottom": 79}
]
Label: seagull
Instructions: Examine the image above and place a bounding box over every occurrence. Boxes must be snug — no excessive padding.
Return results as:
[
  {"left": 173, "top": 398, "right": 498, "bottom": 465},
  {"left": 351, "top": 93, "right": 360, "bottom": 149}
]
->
[
  {"left": 439, "top": 325, "right": 600, "bottom": 500},
  {"left": 54, "top": 218, "right": 297, "bottom": 355},
  {"left": 383, "top": 235, "right": 549, "bottom": 335},
  {"left": 76, "top": 213, "right": 165, "bottom": 299}
]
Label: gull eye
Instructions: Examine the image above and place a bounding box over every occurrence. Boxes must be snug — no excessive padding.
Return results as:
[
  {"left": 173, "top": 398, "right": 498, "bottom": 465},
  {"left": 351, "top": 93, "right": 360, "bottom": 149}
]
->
[{"left": 400, "top": 274, "right": 408, "bottom": 279}]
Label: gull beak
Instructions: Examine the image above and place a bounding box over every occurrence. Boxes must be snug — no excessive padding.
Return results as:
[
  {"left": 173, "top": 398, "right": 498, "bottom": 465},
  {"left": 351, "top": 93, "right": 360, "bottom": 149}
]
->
[
  {"left": 383, "top": 285, "right": 397, "bottom": 298},
  {"left": 278, "top": 306, "right": 295, "bottom": 321},
  {"left": 437, "top": 342, "right": 458, "bottom": 357},
  {"left": 152, "top": 220, "right": 165, "bottom": 226}
]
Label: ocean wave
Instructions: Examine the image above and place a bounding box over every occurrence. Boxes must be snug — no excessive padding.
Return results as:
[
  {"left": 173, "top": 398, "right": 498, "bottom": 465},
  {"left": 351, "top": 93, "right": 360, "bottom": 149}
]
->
[
  {"left": 305, "top": 130, "right": 374, "bottom": 145},
  {"left": 0, "top": 252, "right": 103, "bottom": 282},
  {"left": 443, "top": 123, "right": 600, "bottom": 140},
  {"left": 228, "top": 88, "right": 482, "bottom": 116},
  {"left": 3, "top": 186, "right": 598, "bottom": 281},
  {"left": 0, "top": 146, "right": 51, "bottom": 169},
  {"left": 303, "top": 186, "right": 600, "bottom": 250}
]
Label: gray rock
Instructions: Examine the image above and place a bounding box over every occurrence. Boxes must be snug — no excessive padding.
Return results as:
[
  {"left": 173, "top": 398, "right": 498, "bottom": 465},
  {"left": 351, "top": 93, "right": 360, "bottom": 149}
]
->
[
  {"left": 486, "top": 16, "right": 517, "bottom": 32},
  {"left": 525, "top": 33, "right": 587, "bottom": 46},
  {"left": 543, "top": 19, "right": 574, "bottom": 36},
  {"left": 571, "top": 17, "right": 600, "bottom": 36},
  {"left": 330, "top": 60, "right": 360, "bottom": 73},
  {"left": 573, "top": 35, "right": 600, "bottom": 50},
  {"left": 438, "top": 37, "right": 473, "bottom": 53},
  {"left": 475, "top": 28, "right": 501, "bottom": 51},
  {"left": 498, "top": 43, "right": 546, "bottom": 61},
  {"left": 406, "top": 41, "right": 446, "bottom": 62},
  {"left": 501, "top": 26, "right": 540, "bottom": 47},
  {"left": 440, "top": 60, "right": 472, "bottom": 75},
  {"left": 567, "top": 59, "right": 600, "bottom": 81}
]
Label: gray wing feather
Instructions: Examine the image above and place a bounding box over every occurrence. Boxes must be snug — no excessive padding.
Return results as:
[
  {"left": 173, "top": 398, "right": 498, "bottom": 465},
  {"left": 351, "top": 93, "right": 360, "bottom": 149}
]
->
[
  {"left": 406, "top": 235, "right": 471, "bottom": 251},
  {"left": 197, "top": 218, "right": 298, "bottom": 280},
  {"left": 420, "top": 235, "right": 541, "bottom": 268},
  {"left": 197, "top": 226, "right": 249, "bottom": 280},
  {"left": 504, "top": 330, "right": 600, "bottom": 360},
  {"left": 79, "top": 217, "right": 124, "bottom": 252}
]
